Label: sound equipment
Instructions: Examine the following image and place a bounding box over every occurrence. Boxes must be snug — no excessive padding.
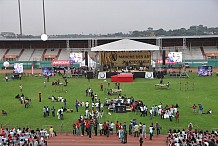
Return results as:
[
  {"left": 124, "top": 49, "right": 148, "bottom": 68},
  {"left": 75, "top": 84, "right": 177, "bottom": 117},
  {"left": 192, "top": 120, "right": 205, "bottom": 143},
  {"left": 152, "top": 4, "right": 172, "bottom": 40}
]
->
[
  {"left": 85, "top": 51, "right": 88, "bottom": 66},
  {"left": 115, "top": 105, "right": 126, "bottom": 113},
  {"left": 162, "top": 50, "right": 166, "bottom": 65},
  {"left": 87, "top": 71, "right": 93, "bottom": 79}
]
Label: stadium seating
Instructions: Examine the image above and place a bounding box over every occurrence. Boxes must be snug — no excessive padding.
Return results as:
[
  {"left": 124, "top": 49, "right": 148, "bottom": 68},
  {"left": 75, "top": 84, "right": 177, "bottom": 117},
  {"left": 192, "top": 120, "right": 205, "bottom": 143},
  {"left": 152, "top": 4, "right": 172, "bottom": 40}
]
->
[
  {"left": 204, "top": 46, "right": 218, "bottom": 53},
  {"left": 45, "top": 48, "right": 59, "bottom": 56},
  {"left": 0, "top": 49, "right": 7, "bottom": 61},
  {"left": 6, "top": 48, "right": 22, "bottom": 56},
  {"left": 58, "top": 49, "right": 69, "bottom": 60},
  {"left": 29, "top": 48, "right": 45, "bottom": 61},
  {"left": 19, "top": 49, "right": 34, "bottom": 61}
]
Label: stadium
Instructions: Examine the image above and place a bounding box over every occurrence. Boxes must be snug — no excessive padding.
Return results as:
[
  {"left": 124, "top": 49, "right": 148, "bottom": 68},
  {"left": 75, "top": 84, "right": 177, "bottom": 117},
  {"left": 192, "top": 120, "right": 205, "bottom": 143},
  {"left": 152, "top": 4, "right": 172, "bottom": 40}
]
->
[{"left": 0, "top": 35, "right": 218, "bottom": 146}]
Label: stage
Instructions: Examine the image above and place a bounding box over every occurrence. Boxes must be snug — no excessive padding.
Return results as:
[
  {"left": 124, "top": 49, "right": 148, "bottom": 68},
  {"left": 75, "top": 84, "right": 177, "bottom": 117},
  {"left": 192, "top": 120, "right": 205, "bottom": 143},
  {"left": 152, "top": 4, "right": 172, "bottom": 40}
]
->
[
  {"left": 111, "top": 73, "right": 134, "bottom": 82},
  {"left": 106, "top": 71, "right": 145, "bottom": 78},
  {"left": 106, "top": 70, "right": 166, "bottom": 78}
]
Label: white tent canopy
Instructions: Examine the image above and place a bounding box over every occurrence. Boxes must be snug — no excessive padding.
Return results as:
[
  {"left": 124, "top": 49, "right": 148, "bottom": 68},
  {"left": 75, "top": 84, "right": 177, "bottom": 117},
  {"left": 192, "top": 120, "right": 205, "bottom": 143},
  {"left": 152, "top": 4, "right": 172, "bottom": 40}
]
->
[
  {"left": 91, "top": 39, "right": 159, "bottom": 51},
  {"left": 81, "top": 54, "right": 96, "bottom": 68}
]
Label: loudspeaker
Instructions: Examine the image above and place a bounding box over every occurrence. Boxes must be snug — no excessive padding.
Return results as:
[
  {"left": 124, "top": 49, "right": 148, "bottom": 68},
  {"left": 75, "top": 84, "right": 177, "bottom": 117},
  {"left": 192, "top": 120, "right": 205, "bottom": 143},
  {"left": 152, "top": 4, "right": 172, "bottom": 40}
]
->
[
  {"left": 162, "top": 50, "right": 166, "bottom": 65},
  {"left": 85, "top": 51, "right": 88, "bottom": 66},
  {"left": 87, "top": 71, "right": 93, "bottom": 79},
  {"left": 115, "top": 105, "right": 126, "bottom": 113}
]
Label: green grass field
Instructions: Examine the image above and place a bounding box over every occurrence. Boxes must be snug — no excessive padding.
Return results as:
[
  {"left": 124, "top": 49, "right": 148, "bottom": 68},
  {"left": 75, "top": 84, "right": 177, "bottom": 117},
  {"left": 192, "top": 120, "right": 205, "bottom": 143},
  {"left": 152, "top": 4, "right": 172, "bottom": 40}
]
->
[{"left": 0, "top": 72, "right": 217, "bottom": 134}]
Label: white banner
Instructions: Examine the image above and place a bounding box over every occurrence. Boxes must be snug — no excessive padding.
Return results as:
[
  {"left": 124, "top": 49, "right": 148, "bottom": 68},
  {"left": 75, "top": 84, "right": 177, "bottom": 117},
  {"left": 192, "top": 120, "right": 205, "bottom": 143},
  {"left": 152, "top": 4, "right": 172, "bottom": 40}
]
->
[
  {"left": 145, "top": 72, "right": 154, "bottom": 79},
  {"left": 98, "top": 72, "right": 106, "bottom": 79},
  {"left": 14, "top": 63, "right": 23, "bottom": 73}
]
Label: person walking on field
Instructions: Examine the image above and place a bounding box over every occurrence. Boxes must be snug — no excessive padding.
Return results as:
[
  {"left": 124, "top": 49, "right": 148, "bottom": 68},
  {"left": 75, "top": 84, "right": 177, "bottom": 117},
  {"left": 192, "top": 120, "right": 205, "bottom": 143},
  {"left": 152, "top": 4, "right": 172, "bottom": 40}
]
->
[
  {"left": 19, "top": 84, "right": 23, "bottom": 92},
  {"left": 100, "top": 83, "right": 103, "bottom": 91},
  {"left": 176, "top": 111, "right": 180, "bottom": 123}
]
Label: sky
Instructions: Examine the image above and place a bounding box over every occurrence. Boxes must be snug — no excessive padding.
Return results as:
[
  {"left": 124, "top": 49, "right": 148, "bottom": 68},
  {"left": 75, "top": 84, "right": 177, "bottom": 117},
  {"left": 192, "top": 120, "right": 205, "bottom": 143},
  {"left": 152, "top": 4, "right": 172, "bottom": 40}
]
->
[{"left": 0, "top": 0, "right": 218, "bottom": 35}]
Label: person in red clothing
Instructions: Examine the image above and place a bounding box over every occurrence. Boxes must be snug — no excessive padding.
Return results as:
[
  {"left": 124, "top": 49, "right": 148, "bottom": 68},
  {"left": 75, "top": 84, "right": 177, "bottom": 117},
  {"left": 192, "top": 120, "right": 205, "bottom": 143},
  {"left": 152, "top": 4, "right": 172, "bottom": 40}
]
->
[
  {"left": 0, "top": 129, "right": 6, "bottom": 136},
  {"left": 100, "top": 83, "right": 103, "bottom": 91},
  {"left": 76, "top": 120, "right": 81, "bottom": 136},
  {"left": 175, "top": 111, "right": 180, "bottom": 123},
  {"left": 2, "top": 110, "right": 7, "bottom": 116},
  {"left": 103, "top": 122, "right": 107, "bottom": 135},
  {"left": 115, "top": 121, "right": 119, "bottom": 136},
  {"left": 192, "top": 104, "right": 197, "bottom": 113},
  {"left": 86, "top": 120, "right": 90, "bottom": 136}
]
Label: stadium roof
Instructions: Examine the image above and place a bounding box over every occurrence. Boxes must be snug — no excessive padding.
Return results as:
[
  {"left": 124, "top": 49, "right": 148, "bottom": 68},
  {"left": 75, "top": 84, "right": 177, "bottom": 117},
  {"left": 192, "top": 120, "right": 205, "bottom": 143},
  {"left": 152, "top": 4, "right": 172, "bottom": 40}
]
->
[{"left": 0, "top": 35, "right": 218, "bottom": 41}]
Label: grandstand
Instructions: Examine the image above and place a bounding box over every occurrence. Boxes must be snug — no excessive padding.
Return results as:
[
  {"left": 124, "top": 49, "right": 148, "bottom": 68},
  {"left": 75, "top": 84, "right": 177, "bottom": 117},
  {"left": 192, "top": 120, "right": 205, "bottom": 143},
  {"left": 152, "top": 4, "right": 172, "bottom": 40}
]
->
[
  {"left": 0, "top": 49, "right": 7, "bottom": 61},
  {"left": 58, "top": 49, "right": 69, "bottom": 60},
  {"left": 0, "top": 35, "right": 217, "bottom": 68},
  {"left": 0, "top": 35, "right": 218, "bottom": 146},
  {"left": 29, "top": 48, "right": 45, "bottom": 61},
  {"left": 204, "top": 46, "right": 218, "bottom": 53},
  {"left": 19, "top": 49, "right": 34, "bottom": 61}
]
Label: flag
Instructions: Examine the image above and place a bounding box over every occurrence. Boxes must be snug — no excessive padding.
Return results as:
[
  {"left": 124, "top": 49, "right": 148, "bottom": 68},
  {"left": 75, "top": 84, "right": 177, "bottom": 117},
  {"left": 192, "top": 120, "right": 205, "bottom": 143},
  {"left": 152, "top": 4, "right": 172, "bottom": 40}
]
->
[
  {"left": 98, "top": 72, "right": 106, "bottom": 79},
  {"left": 145, "top": 72, "right": 154, "bottom": 79}
]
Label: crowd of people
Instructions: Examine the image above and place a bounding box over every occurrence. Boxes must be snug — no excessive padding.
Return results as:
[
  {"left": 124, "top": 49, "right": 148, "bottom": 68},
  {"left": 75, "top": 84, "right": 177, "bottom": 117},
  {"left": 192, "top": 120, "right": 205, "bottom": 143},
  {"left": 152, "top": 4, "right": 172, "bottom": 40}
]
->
[
  {"left": 72, "top": 116, "right": 158, "bottom": 144},
  {"left": 167, "top": 126, "right": 218, "bottom": 146},
  {"left": 2, "top": 69, "right": 216, "bottom": 146},
  {"left": 0, "top": 126, "right": 56, "bottom": 146}
]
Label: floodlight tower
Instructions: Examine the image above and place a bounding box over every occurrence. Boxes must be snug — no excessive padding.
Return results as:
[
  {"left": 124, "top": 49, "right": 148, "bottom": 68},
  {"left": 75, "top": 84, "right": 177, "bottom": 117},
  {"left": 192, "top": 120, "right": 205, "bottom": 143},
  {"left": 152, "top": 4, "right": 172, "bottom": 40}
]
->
[
  {"left": 18, "top": 0, "right": 22, "bottom": 36},
  {"left": 41, "top": 0, "right": 48, "bottom": 41}
]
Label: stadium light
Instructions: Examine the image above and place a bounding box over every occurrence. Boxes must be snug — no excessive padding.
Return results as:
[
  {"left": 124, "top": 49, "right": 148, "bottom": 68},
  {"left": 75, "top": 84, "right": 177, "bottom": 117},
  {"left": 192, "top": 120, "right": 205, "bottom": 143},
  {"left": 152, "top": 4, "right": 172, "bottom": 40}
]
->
[
  {"left": 41, "top": 0, "right": 48, "bottom": 41},
  {"left": 18, "top": 0, "right": 22, "bottom": 36}
]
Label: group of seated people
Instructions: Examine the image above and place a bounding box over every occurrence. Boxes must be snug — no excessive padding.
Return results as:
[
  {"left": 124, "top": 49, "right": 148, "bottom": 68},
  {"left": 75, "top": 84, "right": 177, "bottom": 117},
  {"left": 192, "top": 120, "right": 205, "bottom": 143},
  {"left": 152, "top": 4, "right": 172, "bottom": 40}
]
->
[
  {"left": 107, "top": 89, "right": 122, "bottom": 96},
  {"left": 104, "top": 95, "right": 135, "bottom": 107},
  {"left": 0, "top": 127, "right": 55, "bottom": 146},
  {"left": 51, "top": 79, "right": 61, "bottom": 86},
  {"left": 48, "top": 95, "right": 66, "bottom": 102},
  {"left": 167, "top": 127, "right": 218, "bottom": 146}
]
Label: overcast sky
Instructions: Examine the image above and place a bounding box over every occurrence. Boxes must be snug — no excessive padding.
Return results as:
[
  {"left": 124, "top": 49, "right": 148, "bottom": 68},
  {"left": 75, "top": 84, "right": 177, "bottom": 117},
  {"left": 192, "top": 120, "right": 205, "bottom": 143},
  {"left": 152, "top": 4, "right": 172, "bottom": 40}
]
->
[{"left": 0, "top": 0, "right": 218, "bottom": 35}]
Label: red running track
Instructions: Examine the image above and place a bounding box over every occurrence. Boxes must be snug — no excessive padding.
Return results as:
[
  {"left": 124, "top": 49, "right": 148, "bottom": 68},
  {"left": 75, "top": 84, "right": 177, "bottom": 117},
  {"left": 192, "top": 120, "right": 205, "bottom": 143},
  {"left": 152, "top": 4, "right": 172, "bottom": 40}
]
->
[{"left": 47, "top": 134, "right": 167, "bottom": 146}]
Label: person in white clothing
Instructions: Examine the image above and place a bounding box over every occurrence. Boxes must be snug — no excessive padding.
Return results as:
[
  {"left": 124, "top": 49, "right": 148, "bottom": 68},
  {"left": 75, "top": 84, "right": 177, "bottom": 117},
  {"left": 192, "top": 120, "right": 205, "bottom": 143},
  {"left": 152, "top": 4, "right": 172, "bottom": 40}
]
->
[
  {"left": 149, "top": 124, "right": 154, "bottom": 140},
  {"left": 142, "top": 123, "right": 146, "bottom": 139},
  {"left": 110, "top": 122, "right": 115, "bottom": 134}
]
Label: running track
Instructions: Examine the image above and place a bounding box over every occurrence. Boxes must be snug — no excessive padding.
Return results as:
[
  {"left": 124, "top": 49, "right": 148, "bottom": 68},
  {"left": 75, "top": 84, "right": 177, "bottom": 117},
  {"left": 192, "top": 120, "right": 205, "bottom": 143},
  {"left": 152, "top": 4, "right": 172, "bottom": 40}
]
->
[{"left": 47, "top": 134, "right": 167, "bottom": 146}]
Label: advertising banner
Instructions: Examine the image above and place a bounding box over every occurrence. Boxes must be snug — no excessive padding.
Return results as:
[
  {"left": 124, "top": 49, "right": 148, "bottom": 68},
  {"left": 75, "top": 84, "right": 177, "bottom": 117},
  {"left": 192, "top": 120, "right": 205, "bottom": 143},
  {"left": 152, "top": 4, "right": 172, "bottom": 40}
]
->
[
  {"left": 14, "top": 63, "right": 23, "bottom": 73},
  {"left": 167, "top": 52, "right": 182, "bottom": 63},
  {"left": 198, "top": 66, "right": 212, "bottom": 76},
  {"left": 98, "top": 72, "right": 107, "bottom": 79},
  {"left": 70, "top": 52, "right": 83, "bottom": 63},
  {"left": 42, "top": 67, "right": 53, "bottom": 76},
  {"left": 145, "top": 72, "right": 154, "bottom": 79},
  {"left": 101, "top": 51, "right": 151, "bottom": 66},
  {"left": 51, "top": 60, "right": 71, "bottom": 66}
]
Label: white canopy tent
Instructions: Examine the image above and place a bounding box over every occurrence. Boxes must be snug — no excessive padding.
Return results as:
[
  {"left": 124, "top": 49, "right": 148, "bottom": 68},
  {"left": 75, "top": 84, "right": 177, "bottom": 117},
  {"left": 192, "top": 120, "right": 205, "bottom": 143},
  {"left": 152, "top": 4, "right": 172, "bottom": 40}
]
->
[
  {"left": 81, "top": 54, "right": 97, "bottom": 68},
  {"left": 91, "top": 39, "right": 160, "bottom": 51}
]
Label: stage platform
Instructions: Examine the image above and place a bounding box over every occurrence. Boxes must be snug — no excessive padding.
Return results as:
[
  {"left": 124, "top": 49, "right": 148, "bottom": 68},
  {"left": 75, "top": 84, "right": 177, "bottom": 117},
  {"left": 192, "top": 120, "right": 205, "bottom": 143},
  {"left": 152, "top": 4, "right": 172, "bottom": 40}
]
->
[{"left": 111, "top": 73, "right": 134, "bottom": 82}]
